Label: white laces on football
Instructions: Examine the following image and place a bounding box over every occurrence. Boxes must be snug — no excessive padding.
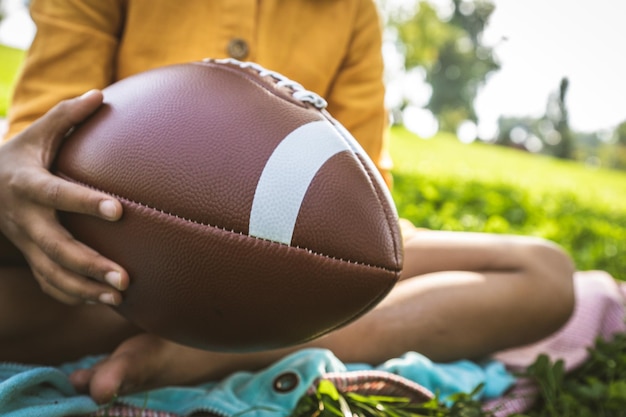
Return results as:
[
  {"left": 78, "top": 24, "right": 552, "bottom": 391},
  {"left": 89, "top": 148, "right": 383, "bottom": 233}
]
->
[{"left": 208, "top": 58, "right": 328, "bottom": 110}]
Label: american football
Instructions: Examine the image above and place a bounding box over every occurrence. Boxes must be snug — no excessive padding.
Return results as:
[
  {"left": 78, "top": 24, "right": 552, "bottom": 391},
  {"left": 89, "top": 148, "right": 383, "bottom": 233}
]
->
[{"left": 53, "top": 59, "right": 403, "bottom": 352}]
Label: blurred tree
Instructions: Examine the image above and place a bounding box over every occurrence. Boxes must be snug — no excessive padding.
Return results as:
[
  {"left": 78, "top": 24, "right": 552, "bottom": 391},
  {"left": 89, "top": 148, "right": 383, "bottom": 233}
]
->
[
  {"left": 390, "top": 2, "right": 454, "bottom": 70},
  {"left": 496, "top": 78, "right": 578, "bottom": 160},
  {"left": 386, "top": 0, "right": 500, "bottom": 133},
  {"left": 614, "top": 120, "right": 626, "bottom": 146},
  {"left": 495, "top": 116, "right": 542, "bottom": 152},
  {"left": 605, "top": 120, "right": 626, "bottom": 170},
  {"left": 427, "top": 0, "right": 500, "bottom": 132},
  {"left": 544, "top": 77, "right": 574, "bottom": 159}
]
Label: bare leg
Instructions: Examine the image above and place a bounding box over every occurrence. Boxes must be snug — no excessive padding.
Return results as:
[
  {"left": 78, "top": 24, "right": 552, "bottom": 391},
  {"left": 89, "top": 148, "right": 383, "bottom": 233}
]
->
[
  {"left": 0, "top": 266, "right": 139, "bottom": 364},
  {"left": 68, "top": 227, "right": 576, "bottom": 403}
]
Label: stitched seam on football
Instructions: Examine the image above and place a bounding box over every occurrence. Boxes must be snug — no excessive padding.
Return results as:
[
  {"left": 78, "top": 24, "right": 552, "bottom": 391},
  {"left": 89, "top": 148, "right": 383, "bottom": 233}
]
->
[{"left": 58, "top": 176, "right": 401, "bottom": 274}]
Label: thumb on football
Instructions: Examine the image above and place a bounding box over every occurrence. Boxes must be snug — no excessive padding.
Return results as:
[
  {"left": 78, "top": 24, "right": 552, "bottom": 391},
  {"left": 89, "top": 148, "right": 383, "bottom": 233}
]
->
[{"left": 27, "top": 90, "right": 104, "bottom": 166}]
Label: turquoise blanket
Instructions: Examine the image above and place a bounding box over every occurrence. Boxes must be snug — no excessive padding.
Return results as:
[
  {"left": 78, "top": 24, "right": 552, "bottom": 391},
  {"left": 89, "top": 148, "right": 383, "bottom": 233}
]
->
[{"left": 0, "top": 348, "right": 514, "bottom": 417}]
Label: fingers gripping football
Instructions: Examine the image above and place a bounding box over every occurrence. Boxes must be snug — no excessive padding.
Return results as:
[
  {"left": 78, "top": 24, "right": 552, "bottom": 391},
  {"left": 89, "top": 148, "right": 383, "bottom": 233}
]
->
[{"left": 0, "top": 91, "right": 128, "bottom": 305}]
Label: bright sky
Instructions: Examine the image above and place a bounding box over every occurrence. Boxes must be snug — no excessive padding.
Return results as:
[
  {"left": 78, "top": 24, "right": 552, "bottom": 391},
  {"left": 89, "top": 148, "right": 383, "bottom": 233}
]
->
[
  {"left": 477, "top": 0, "right": 626, "bottom": 137},
  {"left": 1, "top": 0, "right": 625, "bottom": 139},
  {"left": 0, "top": 0, "right": 33, "bottom": 49}
]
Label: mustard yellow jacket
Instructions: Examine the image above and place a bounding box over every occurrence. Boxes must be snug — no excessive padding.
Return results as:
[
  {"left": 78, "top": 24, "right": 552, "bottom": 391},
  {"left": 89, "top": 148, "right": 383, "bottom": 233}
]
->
[{"left": 6, "top": 0, "right": 392, "bottom": 180}]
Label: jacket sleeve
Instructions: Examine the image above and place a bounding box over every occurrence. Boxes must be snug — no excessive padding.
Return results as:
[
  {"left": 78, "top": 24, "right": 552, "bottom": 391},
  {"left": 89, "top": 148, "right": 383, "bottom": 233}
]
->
[
  {"left": 4, "top": 0, "right": 125, "bottom": 141},
  {"left": 324, "top": 0, "right": 392, "bottom": 186}
]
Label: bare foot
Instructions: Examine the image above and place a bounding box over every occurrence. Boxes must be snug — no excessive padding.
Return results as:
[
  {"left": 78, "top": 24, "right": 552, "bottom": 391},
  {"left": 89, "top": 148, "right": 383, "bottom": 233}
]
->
[
  {"left": 69, "top": 333, "right": 285, "bottom": 404},
  {"left": 70, "top": 334, "right": 205, "bottom": 403}
]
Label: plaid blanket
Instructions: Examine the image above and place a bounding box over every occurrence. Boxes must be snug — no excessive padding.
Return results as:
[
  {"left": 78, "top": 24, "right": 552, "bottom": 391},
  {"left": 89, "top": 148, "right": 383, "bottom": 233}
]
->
[{"left": 485, "top": 270, "right": 626, "bottom": 416}]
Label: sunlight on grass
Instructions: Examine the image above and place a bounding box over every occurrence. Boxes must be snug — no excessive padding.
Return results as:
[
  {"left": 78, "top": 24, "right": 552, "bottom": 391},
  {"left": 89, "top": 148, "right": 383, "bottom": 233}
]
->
[
  {"left": 390, "top": 126, "right": 626, "bottom": 215},
  {"left": 389, "top": 126, "right": 626, "bottom": 279},
  {"left": 0, "top": 43, "right": 26, "bottom": 118}
]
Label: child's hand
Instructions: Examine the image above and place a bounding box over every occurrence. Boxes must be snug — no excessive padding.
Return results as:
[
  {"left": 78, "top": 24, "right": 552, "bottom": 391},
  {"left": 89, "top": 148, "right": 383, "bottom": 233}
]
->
[{"left": 0, "top": 90, "right": 129, "bottom": 305}]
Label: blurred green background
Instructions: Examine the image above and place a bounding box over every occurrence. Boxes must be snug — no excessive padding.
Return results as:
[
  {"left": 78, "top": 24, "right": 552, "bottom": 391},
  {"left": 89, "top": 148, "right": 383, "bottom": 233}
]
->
[
  {"left": 390, "top": 127, "right": 626, "bottom": 280},
  {"left": 0, "top": 43, "right": 24, "bottom": 118}
]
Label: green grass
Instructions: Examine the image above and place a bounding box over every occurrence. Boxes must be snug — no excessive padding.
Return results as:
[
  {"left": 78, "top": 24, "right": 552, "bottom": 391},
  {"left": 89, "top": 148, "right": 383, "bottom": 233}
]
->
[
  {"left": 512, "top": 333, "right": 626, "bottom": 417},
  {"left": 0, "top": 43, "right": 26, "bottom": 117},
  {"left": 389, "top": 126, "right": 626, "bottom": 280},
  {"left": 390, "top": 128, "right": 626, "bottom": 213}
]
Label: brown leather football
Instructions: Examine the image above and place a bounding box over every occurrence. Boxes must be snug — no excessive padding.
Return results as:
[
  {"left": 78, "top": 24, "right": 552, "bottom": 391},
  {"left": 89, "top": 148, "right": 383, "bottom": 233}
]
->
[{"left": 53, "top": 59, "right": 402, "bottom": 352}]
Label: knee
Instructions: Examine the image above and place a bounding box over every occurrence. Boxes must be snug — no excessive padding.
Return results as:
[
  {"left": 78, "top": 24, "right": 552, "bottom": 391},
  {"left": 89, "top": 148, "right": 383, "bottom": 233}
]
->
[{"left": 522, "top": 237, "right": 576, "bottom": 330}]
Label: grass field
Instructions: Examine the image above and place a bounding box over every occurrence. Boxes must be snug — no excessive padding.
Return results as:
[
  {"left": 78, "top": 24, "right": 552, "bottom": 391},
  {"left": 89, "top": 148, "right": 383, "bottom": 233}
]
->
[
  {"left": 389, "top": 126, "right": 626, "bottom": 279},
  {"left": 390, "top": 127, "right": 626, "bottom": 214},
  {"left": 0, "top": 43, "right": 26, "bottom": 118}
]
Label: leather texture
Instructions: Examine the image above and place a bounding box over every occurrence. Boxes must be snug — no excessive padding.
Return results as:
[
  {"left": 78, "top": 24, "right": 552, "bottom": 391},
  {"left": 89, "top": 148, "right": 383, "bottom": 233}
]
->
[{"left": 53, "top": 60, "right": 402, "bottom": 351}]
